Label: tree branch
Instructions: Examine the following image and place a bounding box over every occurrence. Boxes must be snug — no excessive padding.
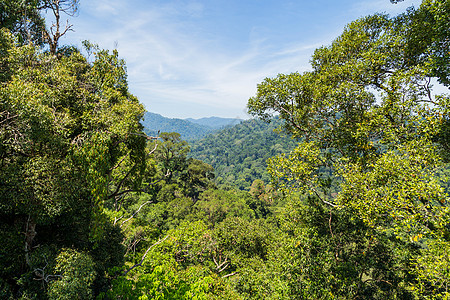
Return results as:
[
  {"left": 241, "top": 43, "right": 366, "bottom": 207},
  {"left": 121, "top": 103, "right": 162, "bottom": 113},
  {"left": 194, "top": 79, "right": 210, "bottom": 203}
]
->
[
  {"left": 122, "top": 235, "right": 169, "bottom": 276},
  {"left": 312, "top": 185, "right": 338, "bottom": 207},
  {"left": 222, "top": 272, "right": 238, "bottom": 278},
  {"left": 119, "top": 201, "right": 152, "bottom": 228}
]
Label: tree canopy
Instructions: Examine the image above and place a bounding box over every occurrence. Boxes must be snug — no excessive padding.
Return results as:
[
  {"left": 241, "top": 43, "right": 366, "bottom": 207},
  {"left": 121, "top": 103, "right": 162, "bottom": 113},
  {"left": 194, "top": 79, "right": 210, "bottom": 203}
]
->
[
  {"left": 248, "top": 0, "right": 450, "bottom": 297},
  {"left": 1, "top": 0, "right": 449, "bottom": 299}
]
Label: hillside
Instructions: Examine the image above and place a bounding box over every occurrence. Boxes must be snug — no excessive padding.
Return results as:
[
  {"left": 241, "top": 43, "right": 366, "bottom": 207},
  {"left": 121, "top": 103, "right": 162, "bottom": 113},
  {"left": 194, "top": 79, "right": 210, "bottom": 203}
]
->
[
  {"left": 189, "top": 117, "right": 298, "bottom": 190},
  {"left": 185, "top": 116, "right": 242, "bottom": 129},
  {"left": 141, "top": 112, "right": 214, "bottom": 140},
  {"left": 141, "top": 112, "right": 244, "bottom": 140}
]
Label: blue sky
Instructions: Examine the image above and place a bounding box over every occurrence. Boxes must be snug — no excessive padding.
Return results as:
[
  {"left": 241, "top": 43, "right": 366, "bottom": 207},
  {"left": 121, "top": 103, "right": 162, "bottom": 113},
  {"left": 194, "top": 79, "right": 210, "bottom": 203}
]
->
[{"left": 54, "top": 0, "right": 421, "bottom": 119}]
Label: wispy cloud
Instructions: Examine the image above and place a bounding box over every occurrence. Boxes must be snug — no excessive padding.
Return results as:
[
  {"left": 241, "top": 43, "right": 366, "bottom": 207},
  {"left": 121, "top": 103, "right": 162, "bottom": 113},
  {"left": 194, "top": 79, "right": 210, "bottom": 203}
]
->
[
  {"left": 60, "top": 0, "right": 428, "bottom": 118},
  {"left": 62, "top": 1, "right": 333, "bottom": 117}
]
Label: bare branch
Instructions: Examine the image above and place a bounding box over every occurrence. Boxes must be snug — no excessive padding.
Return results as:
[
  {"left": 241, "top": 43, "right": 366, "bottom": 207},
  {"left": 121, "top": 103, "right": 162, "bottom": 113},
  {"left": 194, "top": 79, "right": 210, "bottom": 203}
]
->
[
  {"left": 60, "top": 20, "right": 73, "bottom": 37},
  {"left": 122, "top": 235, "right": 169, "bottom": 276},
  {"left": 113, "top": 214, "right": 124, "bottom": 226},
  {"left": 213, "top": 256, "right": 228, "bottom": 269},
  {"left": 312, "top": 185, "right": 338, "bottom": 207},
  {"left": 0, "top": 112, "right": 18, "bottom": 125},
  {"left": 42, "top": 0, "right": 79, "bottom": 55},
  {"left": 274, "top": 102, "right": 308, "bottom": 135},
  {"left": 148, "top": 142, "right": 159, "bottom": 156},
  {"left": 217, "top": 263, "right": 230, "bottom": 273},
  {"left": 120, "top": 201, "right": 152, "bottom": 228},
  {"left": 222, "top": 272, "right": 238, "bottom": 278}
]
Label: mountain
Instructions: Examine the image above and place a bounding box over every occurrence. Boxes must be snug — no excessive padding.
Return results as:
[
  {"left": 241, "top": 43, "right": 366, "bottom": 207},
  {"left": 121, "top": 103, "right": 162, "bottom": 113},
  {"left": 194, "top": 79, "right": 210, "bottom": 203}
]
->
[
  {"left": 141, "top": 112, "right": 245, "bottom": 140},
  {"left": 141, "top": 113, "right": 297, "bottom": 190},
  {"left": 189, "top": 117, "right": 298, "bottom": 190},
  {"left": 141, "top": 112, "right": 214, "bottom": 140},
  {"left": 185, "top": 117, "right": 242, "bottom": 129}
]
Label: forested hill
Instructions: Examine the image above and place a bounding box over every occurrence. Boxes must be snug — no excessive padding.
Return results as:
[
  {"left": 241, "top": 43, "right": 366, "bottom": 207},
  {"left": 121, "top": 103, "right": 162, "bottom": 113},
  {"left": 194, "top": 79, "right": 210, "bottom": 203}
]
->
[
  {"left": 141, "top": 112, "right": 213, "bottom": 140},
  {"left": 189, "top": 118, "right": 298, "bottom": 190},
  {"left": 185, "top": 116, "right": 242, "bottom": 129},
  {"left": 141, "top": 112, "right": 243, "bottom": 140}
]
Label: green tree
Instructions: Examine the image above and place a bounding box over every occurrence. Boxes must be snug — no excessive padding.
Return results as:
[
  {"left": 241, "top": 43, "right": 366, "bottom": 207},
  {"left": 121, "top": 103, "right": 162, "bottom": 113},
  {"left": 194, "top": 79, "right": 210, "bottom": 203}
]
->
[
  {"left": 0, "top": 0, "right": 46, "bottom": 45},
  {"left": 180, "top": 158, "right": 215, "bottom": 199},
  {"left": 0, "top": 27, "right": 147, "bottom": 296},
  {"left": 273, "top": 194, "right": 415, "bottom": 299},
  {"left": 248, "top": 2, "right": 449, "bottom": 297},
  {"left": 48, "top": 249, "right": 96, "bottom": 300},
  {"left": 153, "top": 132, "right": 190, "bottom": 183}
]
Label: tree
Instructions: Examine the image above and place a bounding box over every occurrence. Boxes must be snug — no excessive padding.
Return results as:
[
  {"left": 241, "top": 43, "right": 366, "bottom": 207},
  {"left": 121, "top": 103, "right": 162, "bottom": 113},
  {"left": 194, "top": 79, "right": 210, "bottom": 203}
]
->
[
  {"left": 248, "top": 1, "right": 449, "bottom": 297},
  {"left": 0, "top": 26, "right": 147, "bottom": 296},
  {"left": 273, "top": 194, "right": 415, "bottom": 299},
  {"left": 47, "top": 249, "right": 96, "bottom": 300},
  {"left": 41, "top": 0, "right": 79, "bottom": 55},
  {"left": 153, "top": 132, "right": 190, "bottom": 183},
  {"left": 0, "top": 0, "right": 46, "bottom": 45},
  {"left": 180, "top": 158, "right": 215, "bottom": 200}
]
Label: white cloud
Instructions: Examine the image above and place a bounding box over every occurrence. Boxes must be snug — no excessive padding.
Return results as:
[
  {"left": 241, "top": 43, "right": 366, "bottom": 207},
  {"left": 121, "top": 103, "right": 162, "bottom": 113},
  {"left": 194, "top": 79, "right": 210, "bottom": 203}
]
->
[
  {"left": 60, "top": 1, "right": 329, "bottom": 117},
  {"left": 60, "top": 0, "right": 432, "bottom": 118}
]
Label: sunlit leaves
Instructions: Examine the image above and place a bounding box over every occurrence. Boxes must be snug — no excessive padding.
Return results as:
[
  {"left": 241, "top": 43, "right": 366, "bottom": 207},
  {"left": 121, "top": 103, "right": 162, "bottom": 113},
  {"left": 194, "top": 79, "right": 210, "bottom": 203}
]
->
[
  {"left": 248, "top": 2, "right": 450, "bottom": 297},
  {"left": 267, "top": 141, "right": 323, "bottom": 195},
  {"left": 48, "top": 249, "right": 96, "bottom": 300},
  {"left": 0, "top": 25, "right": 149, "bottom": 296},
  {"left": 337, "top": 140, "right": 446, "bottom": 235}
]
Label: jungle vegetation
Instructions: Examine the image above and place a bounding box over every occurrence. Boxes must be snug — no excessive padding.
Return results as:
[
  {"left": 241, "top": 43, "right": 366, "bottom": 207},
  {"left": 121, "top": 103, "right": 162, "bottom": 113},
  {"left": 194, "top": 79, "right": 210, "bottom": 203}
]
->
[{"left": 0, "top": 0, "right": 449, "bottom": 299}]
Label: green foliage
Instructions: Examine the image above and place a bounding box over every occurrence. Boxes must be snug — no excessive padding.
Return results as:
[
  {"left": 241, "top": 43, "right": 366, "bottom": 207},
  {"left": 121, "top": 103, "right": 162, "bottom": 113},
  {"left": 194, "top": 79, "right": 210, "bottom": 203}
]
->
[
  {"left": 247, "top": 1, "right": 450, "bottom": 297},
  {"left": 190, "top": 117, "right": 297, "bottom": 190},
  {"left": 214, "top": 217, "right": 272, "bottom": 263},
  {"left": 0, "top": 24, "right": 147, "bottom": 297},
  {"left": 47, "top": 249, "right": 96, "bottom": 300},
  {"left": 271, "top": 194, "right": 416, "bottom": 299},
  {"left": 180, "top": 158, "right": 215, "bottom": 199},
  {"left": 105, "top": 221, "right": 217, "bottom": 299},
  {"left": 141, "top": 112, "right": 216, "bottom": 141},
  {"left": 407, "top": 0, "right": 450, "bottom": 86},
  {"left": 192, "top": 190, "right": 255, "bottom": 225},
  {"left": 0, "top": 0, "right": 46, "bottom": 46},
  {"left": 2, "top": 1, "right": 449, "bottom": 299},
  {"left": 153, "top": 132, "right": 190, "bottom": 182}
]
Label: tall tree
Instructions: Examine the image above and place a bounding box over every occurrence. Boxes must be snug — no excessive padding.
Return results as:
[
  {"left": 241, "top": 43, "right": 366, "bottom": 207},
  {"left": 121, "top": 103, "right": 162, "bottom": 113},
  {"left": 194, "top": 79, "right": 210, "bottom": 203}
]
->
[
  {"left": 41, "top": 0, "right": 79, "bottom": 55},
  {"left": 248, "top": 1, "right": 449, "bottom": 297},
  {"left": 0, "top": 0, "right": 46, "bottom": 45},
  {"left": 0, "top": 27, "right": 147, "bottom": 297}
]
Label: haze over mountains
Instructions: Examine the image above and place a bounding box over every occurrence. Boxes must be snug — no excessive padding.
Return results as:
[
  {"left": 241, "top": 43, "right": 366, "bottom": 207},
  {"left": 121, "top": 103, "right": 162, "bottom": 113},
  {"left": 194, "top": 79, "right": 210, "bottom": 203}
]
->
[
  {"left": 141, "top": 112, "right": 242, "bottom": 140},
  {"left": 185, "top": 117, "right": 242, "bottom": 129},
  {"left": 141, "top": 112, "right": 297, "bottom": 190}
]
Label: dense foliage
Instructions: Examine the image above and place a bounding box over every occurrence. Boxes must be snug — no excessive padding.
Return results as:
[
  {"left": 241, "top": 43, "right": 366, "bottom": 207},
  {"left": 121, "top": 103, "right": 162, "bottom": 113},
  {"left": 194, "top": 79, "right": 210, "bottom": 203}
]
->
[
  {"left": 0, "top": 26, "right": 149, "bottom": 298},
  {"left": 248, "top": 0, "right": 450, "bottom": 298},
  {"left": 141, "top": 112, "right": 216, "bottom": 141},
  {"left": 190, "top": 118, "right": 297, "bottom": 190},
  {"left": 0, "top": 0, "right": 449, "bottom": 299}
]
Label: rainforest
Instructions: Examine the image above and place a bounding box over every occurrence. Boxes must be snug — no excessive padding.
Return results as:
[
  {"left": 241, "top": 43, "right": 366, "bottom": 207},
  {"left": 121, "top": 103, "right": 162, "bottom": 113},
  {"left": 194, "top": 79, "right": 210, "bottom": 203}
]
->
[{"left": 0, "top": 0, "right": 449, "bottom": 299}]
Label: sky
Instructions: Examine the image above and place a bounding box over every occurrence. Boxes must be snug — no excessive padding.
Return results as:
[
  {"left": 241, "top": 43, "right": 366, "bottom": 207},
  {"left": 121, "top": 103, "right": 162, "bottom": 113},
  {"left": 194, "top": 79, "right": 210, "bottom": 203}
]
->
[{"left": 53, "top": 0, "right": 423, "bottom": 119}]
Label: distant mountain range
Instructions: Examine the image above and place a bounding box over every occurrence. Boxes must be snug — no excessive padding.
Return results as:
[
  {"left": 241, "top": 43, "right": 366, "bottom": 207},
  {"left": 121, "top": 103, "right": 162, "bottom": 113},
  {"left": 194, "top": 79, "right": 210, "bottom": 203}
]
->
[
  {"left": 185, "top": 117, "right": 242, "bottom": 129},
  {"left": 141, "top": 112, "right": 242, "bottom": 140},
  {"left": 141, "top": 112, "right": 297, "bottom": 190},
  {"left": 189, "top": 117, "right": 297, "bottom": 190}
]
